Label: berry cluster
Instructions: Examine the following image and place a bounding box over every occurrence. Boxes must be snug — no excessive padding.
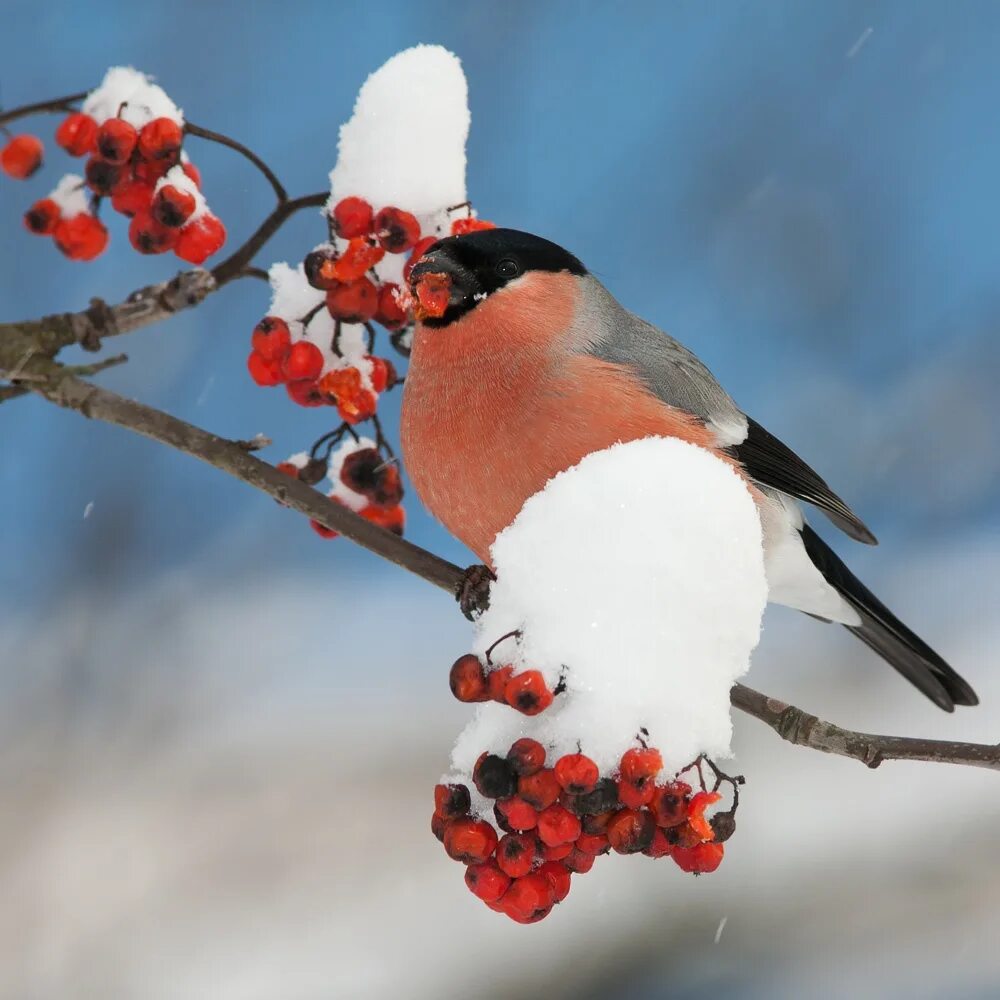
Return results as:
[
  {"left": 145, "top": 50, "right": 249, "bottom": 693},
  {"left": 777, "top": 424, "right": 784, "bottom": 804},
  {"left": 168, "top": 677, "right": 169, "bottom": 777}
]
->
[
  {"left": 276, "top": 434, "right": 404, "bottom": 540},
  {"left": 449, "top": 653, "right": 556, "bottom": 717},
  {"left": 4, "top": 67, "right": 225, "bottom": 263},
  {"left": 433, "top": 740, "right": 727, "bottom": 923}
]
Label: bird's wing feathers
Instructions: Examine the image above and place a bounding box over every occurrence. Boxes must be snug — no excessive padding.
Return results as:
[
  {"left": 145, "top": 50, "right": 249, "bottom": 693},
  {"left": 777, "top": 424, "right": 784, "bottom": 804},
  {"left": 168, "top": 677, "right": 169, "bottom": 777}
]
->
[
  {"left": 732, "top": 418, "right": 877, "bottom": 545},
  {"left": 582, "top": 287, "right": 875, "bottom": 544}
]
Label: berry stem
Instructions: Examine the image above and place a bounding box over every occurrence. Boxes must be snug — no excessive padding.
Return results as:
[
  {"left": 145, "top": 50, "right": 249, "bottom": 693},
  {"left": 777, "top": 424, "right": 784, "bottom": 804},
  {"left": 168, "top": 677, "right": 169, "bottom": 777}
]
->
[
  {"left": 184, "top": 121, "right": 288, "bottom": 203},
  {"left": 484, "top": 629, "right": 521, "bottom": 666}
]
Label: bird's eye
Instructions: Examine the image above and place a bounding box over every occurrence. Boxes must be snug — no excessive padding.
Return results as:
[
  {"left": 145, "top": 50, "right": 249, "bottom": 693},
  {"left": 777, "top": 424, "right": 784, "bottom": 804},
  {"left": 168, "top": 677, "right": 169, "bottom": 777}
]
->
[{"left": 495, "top": 258, "right": 520, "bottom": 279}]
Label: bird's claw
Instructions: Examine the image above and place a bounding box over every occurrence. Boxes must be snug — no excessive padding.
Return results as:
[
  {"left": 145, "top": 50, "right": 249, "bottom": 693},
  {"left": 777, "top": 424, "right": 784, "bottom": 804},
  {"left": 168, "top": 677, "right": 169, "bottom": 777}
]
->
[{"left": 456, "top": 564, "right": 494, "bottom": 620}]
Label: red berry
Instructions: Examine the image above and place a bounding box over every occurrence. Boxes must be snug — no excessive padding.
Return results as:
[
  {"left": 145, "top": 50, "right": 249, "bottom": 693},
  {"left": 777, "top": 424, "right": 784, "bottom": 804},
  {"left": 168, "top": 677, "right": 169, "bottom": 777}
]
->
[
  {"left": 554, "top": 753, "right": 599, "bottom": 795},
  {"left": 672, "top": 841, "right": 724, "bottom": 874},
  {"left": 494, "top": 796, "right": 538, "bottom": 833},
  {"left": 181, "top": 159, "right": 202, "bottom": 188},
  {"left": 304, "top": 247, "right": 338, "bottom": 290},
  {"left": 324, "top": 277, "right": 378, "bottom": 323},
  {"left": 540, "top": 842, "right": 573, "bottom": 862},
  {"left": 366, "top": 355, "right": 397, "bottom": 393},
  {"left": 175, "top": 214, "right": 226, "bottom": 264},
  {"left": 619, "top": 747, "right": 663, "bottom": 785},
  {"left": 465, "top": 861, "right": 510, "bottom": 904},
  {"left": 95, "top": 118, "right": 137, "bottom": 164},
  {"left": 23, "top": 198, "right": 60, "bottom": 235},
  {"left": 606, "top": 809, "right": 657, "bottom": 855},
  {"left": 451, "top": 216, "right": 496, "bottom": 235},
  {"left": 575, "top": 832, "right": 611, "bottom": 856},
  {"left": 327, "top": 237, "right": 385, "bottom": 282},
  {"left": 247, "top": 350, "right": 283, "bottom": 387},
  {"left": 110, "top": 177, "right": 156, "bottom": 217},
  {"left": 473, "top": 753, "right": 517, "bottom": 799},
  {"left": 518, "top": 769, "right": 562, "bottom": 812},
  {"left": 276, "top": 462, "right": 300, "bottom": 478},
  {"left": 0, "top": 134, "right": 44, "bottom": 179},
  {"left": 403, "top": 235, "right": 438, "bottom": 282},
  {"left": 251, "top": 316, "right": 292, "bottom": 362},
  {"left": 618, "top": 778, "right": 656, "bottom": 810},
  {"left": 496, "top": 833, "right": 536, "bottom": 878},
  {"left": 487, "top": 665, "right": 514, "bottom": 702},
  {"left": 137, "top": 117, "right": 183, "bottom": 164},
  {"left": 498, "top": 873, "right": 554, "bottom": 924},
  {"left": 504, "top": 671, "right": 554, "bottom": 716},
  {"left": 133, "top": 157, "right": 172, "bottom": 184},
  {"left": 431, "top": 812, "right": 449, "bottom": 843},
  {"left": 537, "top": 860, "right": 572, "bottom": 903},
  {"left": 128, "top": 210, "right": 177, "bottom": 254},
  {"left": 649, "top": 781, "right": 691, "bottom": 828},
  {"left": 53, "top": 214, "right": 108, "bottom": 261},
  {"left": 443, "top": 818, "right": 498, "bottom": 865},
  {"left": 374, "top": 206, "right": 420, "bottom": 253},
  {"left": 282, "top": 340, "right": 324, "bottom": 382},
  {"left": 286, "top": 379, "right": 326, "bottom": 407},
  {"left": 340, "top": 448, "right": 403, "bottom": 506},
  {"left": 433, "top": 783, "right": 471, "bottom": 819},
  {"left": 581, "top": 809, "right": 617, "bottom": 836},
  {"left": 84, "top": 156, "right": 122, "bottom": 196},
  {"left": 375, "top": 283, "right": 408, "bottom": 330},
  {"left": 687, "top": 790, "right": 722, "bottom": 841},
  {"left": 152, "top": 183, "right": 196, "bottom": 227},
  {"left": 642, "top": 828, "right": 673, "bottom": 859},
  {"left": 331, "top": 196, "right": 374, "bottom": 239},
  {"left": 448, "top": 654, "right": 489, "bottom": 703},
  {"left": 338, "top": 389, "right": 378, "bottom": 425},
  {"left": 310, "top": 516, "right": 338, "bottom": 539},
  {"left": 536, "top": 804, "right": 582, "bottom": 847},
  {"left": 412, "top": 271, "right": 452, "bottom": 320},
  {"left": 563, "top": 850, "right": 596, "bottom": 874},
  {"left": 55, "top": 113, "right": 98, "bottom": 156},
  {"left": 360, "top": 503, "right": 404, "bottom": 536},
  {"left": 507, "top": 738, "right": 545, "bottom": 776}
]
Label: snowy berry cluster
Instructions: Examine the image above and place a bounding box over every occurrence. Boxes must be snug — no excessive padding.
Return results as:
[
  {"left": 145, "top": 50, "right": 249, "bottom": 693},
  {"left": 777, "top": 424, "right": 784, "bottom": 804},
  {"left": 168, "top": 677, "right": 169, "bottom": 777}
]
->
[
  {"left": 276, "top": 435, "right": 405, "bottom": 540},
  {"left": 433, "top": 734, "right": 726, "bottom": 924},
  {"left": 6, "top": 67, "right": 225, "bottom": 263}
]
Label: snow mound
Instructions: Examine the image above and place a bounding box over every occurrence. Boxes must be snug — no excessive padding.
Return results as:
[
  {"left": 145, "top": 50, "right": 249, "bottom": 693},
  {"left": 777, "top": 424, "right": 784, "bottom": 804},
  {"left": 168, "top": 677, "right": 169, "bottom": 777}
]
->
[
  {"left": 83, "top": 66, "right": 184, "bottom": 129},
  {"left": 451, "top": 438, "right": 768, "bottom": 784},
  {"left": 329, "top": 45, "right": 469, "bottom": 216},
  {"left": 48, "top": 174, "right": 90, "bottom": 218}
]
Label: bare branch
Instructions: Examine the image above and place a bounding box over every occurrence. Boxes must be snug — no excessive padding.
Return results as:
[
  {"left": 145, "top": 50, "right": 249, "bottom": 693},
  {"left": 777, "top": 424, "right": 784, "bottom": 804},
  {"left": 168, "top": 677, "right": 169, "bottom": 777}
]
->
[
  {"left": 184, "top": 121, "right": 288, "bottom": 203},
  {"left": 0, "top": 91, "right": 87, "bottom": 129},
  {"left": 20, "top": 371, "right": 1000, "bottom": 775}
]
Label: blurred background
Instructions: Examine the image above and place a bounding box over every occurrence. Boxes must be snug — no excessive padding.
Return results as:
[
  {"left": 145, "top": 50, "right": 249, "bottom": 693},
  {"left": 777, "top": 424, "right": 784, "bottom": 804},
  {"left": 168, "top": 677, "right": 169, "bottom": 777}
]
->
[{"left": 2, "top": 2, "right": 999, "bottom": 997}]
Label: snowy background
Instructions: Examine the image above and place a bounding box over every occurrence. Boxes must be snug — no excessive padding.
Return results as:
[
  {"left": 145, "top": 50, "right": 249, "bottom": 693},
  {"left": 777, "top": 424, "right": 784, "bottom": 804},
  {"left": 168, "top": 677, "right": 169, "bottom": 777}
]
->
[{"left": 1, "top": 3, "right": 999, "bottom": 998}]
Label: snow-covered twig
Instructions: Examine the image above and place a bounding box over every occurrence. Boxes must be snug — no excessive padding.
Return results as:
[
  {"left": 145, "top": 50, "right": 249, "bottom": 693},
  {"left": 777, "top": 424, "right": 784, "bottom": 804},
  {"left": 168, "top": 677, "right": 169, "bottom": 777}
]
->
[{"left": 13, "top": 370, "right": 1000, "bottom": 774}]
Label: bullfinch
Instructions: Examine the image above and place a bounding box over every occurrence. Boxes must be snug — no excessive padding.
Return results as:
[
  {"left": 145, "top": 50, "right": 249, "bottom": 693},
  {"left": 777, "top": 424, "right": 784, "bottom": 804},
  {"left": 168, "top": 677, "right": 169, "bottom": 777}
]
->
[{"left": 401, "top": 228, "right": 977, "bottom": 712}]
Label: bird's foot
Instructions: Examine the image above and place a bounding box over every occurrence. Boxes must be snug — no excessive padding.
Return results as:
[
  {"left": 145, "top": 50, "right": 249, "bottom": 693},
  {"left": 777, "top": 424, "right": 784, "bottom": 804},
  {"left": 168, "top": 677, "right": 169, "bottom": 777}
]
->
[{"left": 456, "top": 563, "right": 495, "bottom": 621}]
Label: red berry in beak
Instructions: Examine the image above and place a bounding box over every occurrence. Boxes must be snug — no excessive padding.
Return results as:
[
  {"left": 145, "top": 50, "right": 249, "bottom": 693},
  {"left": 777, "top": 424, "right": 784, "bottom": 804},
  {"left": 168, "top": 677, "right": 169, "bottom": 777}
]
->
[{"left": 412, "top": 272, "right": 452, "bottom": 320}]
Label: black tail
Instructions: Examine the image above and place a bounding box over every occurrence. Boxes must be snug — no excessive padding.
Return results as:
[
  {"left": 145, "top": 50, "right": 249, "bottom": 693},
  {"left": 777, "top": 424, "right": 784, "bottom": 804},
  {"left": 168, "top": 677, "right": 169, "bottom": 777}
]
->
[{"left": 799, "top": 524, "right": 978, "bottom": 712}]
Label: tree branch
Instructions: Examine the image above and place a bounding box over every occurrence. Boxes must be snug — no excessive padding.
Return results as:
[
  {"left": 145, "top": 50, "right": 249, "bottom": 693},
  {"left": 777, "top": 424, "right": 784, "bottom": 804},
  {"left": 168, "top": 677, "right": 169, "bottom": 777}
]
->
[
  {"left": 184, "top": 121, "right": 288, "bottom": 203},
  {"left": 20, "top": 371, "right": 1000, "bottom": 774},
  {"left": 0, "top": 91, "right": 87, "bottom": 128}
]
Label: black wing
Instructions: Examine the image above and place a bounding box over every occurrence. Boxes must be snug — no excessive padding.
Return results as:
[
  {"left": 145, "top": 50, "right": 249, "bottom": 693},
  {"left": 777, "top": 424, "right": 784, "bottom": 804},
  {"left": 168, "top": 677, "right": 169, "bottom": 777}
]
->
[{"left": 733, "top": 417, "right": 877, "bottom": 545}]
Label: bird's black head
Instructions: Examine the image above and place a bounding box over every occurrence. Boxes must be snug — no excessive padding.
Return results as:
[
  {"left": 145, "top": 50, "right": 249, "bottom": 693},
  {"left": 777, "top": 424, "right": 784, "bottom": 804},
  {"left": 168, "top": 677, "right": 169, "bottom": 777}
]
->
[{"left": 408, "top": 228, "right": 587, "bottom": 327}]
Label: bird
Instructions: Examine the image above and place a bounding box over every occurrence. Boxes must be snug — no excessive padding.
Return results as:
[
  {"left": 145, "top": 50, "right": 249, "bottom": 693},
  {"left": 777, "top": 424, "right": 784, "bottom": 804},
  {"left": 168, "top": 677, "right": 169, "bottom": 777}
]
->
[{"left": 401, "top": 228, "right": 978, "bottom": 712}]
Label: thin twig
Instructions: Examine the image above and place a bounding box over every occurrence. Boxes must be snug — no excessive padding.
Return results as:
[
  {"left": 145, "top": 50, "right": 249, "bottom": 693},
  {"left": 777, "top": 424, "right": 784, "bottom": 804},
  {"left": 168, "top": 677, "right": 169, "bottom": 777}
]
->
[
  {"left": 19, "top": 372, "right": 1000, "bottom": 775},
  {"left": 0, "top": 91, "right": 88, "bottom": 128},
  {"left": 184, "top": 121, "right": 288, "bottom": 203}
]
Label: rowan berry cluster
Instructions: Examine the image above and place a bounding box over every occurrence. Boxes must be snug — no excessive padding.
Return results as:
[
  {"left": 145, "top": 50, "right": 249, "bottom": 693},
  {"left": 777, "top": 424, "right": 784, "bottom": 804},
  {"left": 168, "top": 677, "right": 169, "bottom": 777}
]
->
[
  {"left": 433, "top": 739, "right": 727, "bottom": 923},
  {"left": 450, "top": 653, "right": 556, "bottom": 716},
  {"left": 276, "top": 434, "right": 405, "bottom": 540},
  {"left": 3, "top": 68, "right": 226, "bottom": 263}
]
